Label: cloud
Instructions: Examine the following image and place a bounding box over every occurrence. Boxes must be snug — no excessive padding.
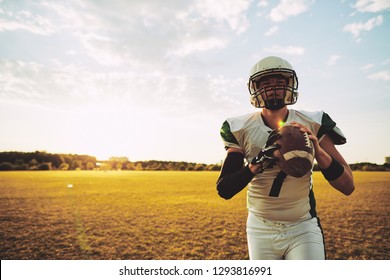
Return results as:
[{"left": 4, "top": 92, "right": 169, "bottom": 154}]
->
[
  {"left": 361, "top": 60, "right": 390, "bottom": 80},
  {"left": 208, "top": 75, "right": 245, "bottom": 107},
  {"left": 367, "top": 70, "right": 390, "bottom": 81},
  {"left": 40, "top": 1, "right": 170, "bottom": 67},
  {"left": 1, "top": 0, "right": 248, "bottom": 68},
  {"left": 191, "top": 0, "right": 251, "bottom": 33},
  {"left": 264, "top": 26, "right": 279, "bottom": 36},
  {"left": 167, "top": 36, "right": 227, "bottom": 58},
  {"left": 39, "top": 0, "right": 249, "bottom": 65},
  {"left": 0, "top": 59, "right": 104, "bottom": 106},
  {"left": 353, "top": 0, "right": 390, "bottom": 13},
  {"left": 0, "top": 60, "right": 45, "bottom": 102},
  {"left": 343, "top": 15, "right": 383, "bottom": 41},
  {"left": 0, "top": 9, "right": 55, "bottom": 35},
  {"left": 326, "top": 55, "right": 342, "bottom": 66},
  {"left": 258, "top": 0, "right": 268, "bottom": 7},
  {"left": 382, "top": 58, "right": 390, "bottom": 65},
  {"left": 361, "top": 59, "right": 390, "bottom": 70},
  {"left": 361, "top": 63, "right": 375, "bottom": 70},
  {"left": 0, "top": 57, "right": 245, "bottom": 119},
  {"left": 0, "top": 0, "right": 255, "bottom": 123},
  {"left": 263, "top": 45, "right": 306, "bottom": 55},
  {"left": 269, "top": 0, "right": 314, "bottom": 22}
]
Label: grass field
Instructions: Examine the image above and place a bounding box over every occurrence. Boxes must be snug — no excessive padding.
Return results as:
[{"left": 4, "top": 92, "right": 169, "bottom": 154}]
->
[{"left": 0, "top": 171, "right": 389, "bottom": 260}]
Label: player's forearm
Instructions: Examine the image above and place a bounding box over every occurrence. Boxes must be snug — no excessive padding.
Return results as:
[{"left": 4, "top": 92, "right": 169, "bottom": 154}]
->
[
  {"left": 216, "top": 165, "right": 255, "bottom": 199},
  {"left": 314, "top": 147, "right": 332, "bottom": 169},
  {"left": 328, "top": 168, "right": 354, "bottom": 196},
  {"left": 315, "top": 145, "right": 355, "bottom": 195},
  {"left": 316, "top": 148, "right": 354, "bottom": 195}
]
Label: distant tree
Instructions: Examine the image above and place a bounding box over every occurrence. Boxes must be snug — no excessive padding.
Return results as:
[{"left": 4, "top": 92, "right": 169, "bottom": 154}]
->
[
  {"left": 86, "top": 162, "right": 95, "bottom": 170},
  {"left": 115, "top": 162, "right": 123, "bottom": 170},
  {"left": 194, "top": 164, "right": 205, "bottom": 171},
  {"left": 13, "top": 159, "right": 27, "bottom": 170},
  {"left": 62, "top": 155, "right": 73, "bottom": 166},
  {"left": 207, "top": 164, "right": 220, "bottom": 171},
  {"left": 109, "top": 156, "right": 129, "bottom": 162},
  {"left": 102, "top": 162, "right": 112, "bottom": 171},
  {"left": 49, "top": 154, "right": 64, "bottom": 169},
  {"left": 165, "top": 162, "right": 174, "bottom": 170},
  {"left": 28, "top": 158, "right": 38, "bottom": 169},
  {"left": 59, "top": 163, "right": 70, "bottom": 170},
  {"left": 0, "top": 162, "right": 14, "bottom": 171},
  {"left": 178, "top": 164, "right": 186, "bottom": 171},
  {"left": 135, "top": 163, "right": 143, "bottom": 171},
  {"left": 38, "top": 162, "right": 52, "bottom": 170},
  {"left": 126, "top": 162, "right": 135, "bottom": 170},
  {"left": 187, "top": 163, "right": 195, "bottom": 171},
  {"left": 4, "top": 151, "right": 387, "bottom": 172},
  {"left": 71, "top": 160, "right": 83, "bottom": 170}
]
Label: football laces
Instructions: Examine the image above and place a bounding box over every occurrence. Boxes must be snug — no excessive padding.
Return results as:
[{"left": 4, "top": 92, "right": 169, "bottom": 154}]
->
[{"left": 303, "top": 132, "right": 311, "bottom": 149}]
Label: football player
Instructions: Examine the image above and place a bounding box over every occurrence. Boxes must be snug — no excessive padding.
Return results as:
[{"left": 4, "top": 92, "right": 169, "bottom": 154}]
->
[{"left": 217, "top": 56, "right": 355, "bottom": 260}]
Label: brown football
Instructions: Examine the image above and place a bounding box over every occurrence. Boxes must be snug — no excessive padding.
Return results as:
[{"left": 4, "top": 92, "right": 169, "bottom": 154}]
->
[{"left": 272, "top": 124, "right": 314, "bottom": 178}]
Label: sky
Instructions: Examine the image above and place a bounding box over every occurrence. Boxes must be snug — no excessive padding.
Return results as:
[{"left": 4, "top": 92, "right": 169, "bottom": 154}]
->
[{"left": 0, "top": 0, "right": 389, "bottom": 164}]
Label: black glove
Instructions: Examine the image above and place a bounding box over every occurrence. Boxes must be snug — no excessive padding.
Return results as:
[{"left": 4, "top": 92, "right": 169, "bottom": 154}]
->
[{"left": 250, "top": 130, "right": 281, "bottom": 173}]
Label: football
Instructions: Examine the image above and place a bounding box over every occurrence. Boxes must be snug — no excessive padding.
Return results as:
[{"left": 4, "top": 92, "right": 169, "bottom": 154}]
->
[{"left": 272, "top": 124, "right": 314, "bottom": 178}]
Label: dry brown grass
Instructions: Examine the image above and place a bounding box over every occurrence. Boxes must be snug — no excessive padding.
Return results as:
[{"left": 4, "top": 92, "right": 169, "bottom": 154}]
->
[{"left": 0, "top": 171, "right": 388, "bottom": 260}]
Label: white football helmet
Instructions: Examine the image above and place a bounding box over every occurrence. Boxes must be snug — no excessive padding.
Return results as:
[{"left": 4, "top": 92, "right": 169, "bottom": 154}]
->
[{"left": 248, "top": 56, "right": 299, "bottom": 109}]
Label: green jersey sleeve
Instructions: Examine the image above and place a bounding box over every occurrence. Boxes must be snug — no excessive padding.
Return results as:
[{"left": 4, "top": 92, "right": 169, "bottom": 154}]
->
[
  {"left": 317, "top": 112, "right": 346, "bottom": 145},
  {"left": 220, "top": 120, "right": 240, "bottom": 150}
]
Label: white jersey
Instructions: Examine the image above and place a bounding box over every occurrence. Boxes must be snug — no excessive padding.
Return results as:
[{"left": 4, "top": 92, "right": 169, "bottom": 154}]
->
[{"left": 220, "top": 109, "right": 346, "bottom": 223}]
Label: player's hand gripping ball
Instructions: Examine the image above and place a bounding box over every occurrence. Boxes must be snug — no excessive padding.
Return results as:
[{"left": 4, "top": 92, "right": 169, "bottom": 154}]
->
[{"left": 270, "top": 124, "right": 314, "bottom": 177}]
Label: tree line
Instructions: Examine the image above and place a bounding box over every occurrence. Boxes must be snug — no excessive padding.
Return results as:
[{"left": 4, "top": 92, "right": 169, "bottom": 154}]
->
[
  {"left": 0, "top": 151, "right": 221, "bottom": 171},
  {"left": 0, "top": 151, "right": 388, "bottom": 172}
]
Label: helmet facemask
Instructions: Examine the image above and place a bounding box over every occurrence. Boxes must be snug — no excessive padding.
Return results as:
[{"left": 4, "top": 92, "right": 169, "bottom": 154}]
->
[{"left": 248, "top": 56, "right": 299, "bottom": 110}]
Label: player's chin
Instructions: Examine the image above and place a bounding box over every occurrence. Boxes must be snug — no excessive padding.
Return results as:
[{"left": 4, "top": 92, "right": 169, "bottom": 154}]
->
[{"left": 265, "top": 99, "right": 285, "bottom": 110}]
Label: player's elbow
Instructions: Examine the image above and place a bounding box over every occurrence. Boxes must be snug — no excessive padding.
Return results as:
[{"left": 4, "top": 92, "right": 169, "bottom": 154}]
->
[
  {"left": 216, "top": 179, "right": 235, "bottom": 200},
  {"left": 340, "top": 171, "right": 355, "bottom": 196},
  {"left": 331, "top": 167, "right": 355, "bottom": 196},
  {"left": 342, "top": 183, "right": 355, "bottom": 196},
  {"left": 333, "top": 180, "right": 355, "bottom": 196},
  {"left": 216, "top": 185, "right": 232, "bottom": 200},
  {"left": 218, "top": 192, "right": 234, "bottom": 200}
]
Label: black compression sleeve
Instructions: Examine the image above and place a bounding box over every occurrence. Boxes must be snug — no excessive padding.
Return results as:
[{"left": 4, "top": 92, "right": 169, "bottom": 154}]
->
[
  {"left": 216, "top": 152, "right": 255, "bottom": 199},
  {"left": 219, "top": 152, "right": 245, "bottom": 177}
]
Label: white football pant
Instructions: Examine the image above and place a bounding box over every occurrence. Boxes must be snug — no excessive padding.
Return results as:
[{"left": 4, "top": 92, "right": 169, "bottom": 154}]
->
[{"left": 246, "top": 211, "right": 325, "bottom": 260}]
